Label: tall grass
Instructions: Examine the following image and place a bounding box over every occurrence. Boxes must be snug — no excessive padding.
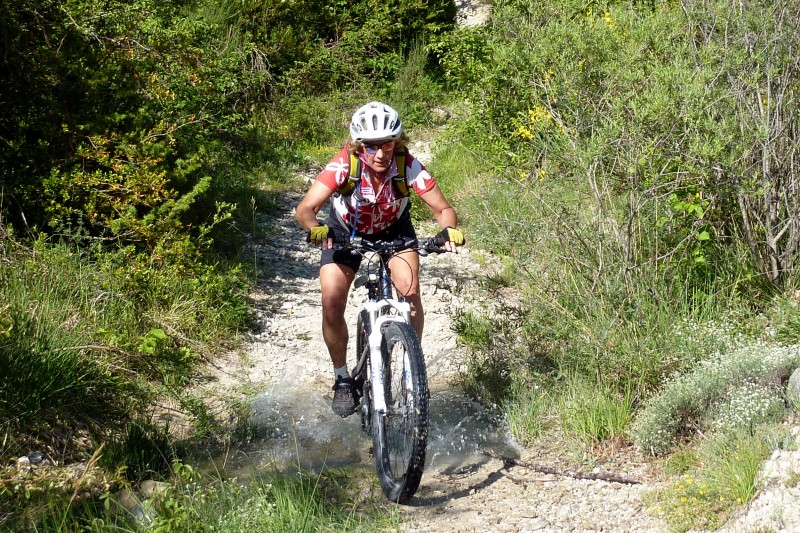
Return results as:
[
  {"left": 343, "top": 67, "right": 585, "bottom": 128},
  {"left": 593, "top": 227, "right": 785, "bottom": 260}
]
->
[
  {"left": 0, "top": 232, "right": 252, "bottom": 528},
  {"left": 648, "top": 429, "right": 775, "bottom": 532},
  {"left": 558, "top": 374, "right": 633, "bottom": 446},
  {"left": 0, "top": 240, "right": 132, "bottom": 439},
  {"left": 8, "top": 464, "right": 397, "bottom": 533},
  {"left": 503, "top": 380, "right": 550, "bottom": 445}
]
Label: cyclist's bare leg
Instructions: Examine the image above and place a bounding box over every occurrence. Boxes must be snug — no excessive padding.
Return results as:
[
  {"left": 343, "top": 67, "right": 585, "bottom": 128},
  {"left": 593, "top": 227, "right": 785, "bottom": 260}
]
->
[
  {"left": 389, "top": 249, "right": 423, "bottom": 338},
  {"left": 320, "top": 262, "right": 356, "bottom": 369}
]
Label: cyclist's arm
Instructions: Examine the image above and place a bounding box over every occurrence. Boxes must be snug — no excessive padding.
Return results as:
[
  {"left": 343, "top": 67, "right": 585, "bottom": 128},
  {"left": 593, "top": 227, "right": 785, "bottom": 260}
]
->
[
  {"left": 296, "top": 181, "right": 336, "bottom": 248},
  {"left": 296, "top": 181, "right": 335, "bottom": 229},
  {"left": 418, "top": 185, "right": 460, "bottom": 252},
  {"left": 418, "top": 184, "right": 458, "bottom": 228}
]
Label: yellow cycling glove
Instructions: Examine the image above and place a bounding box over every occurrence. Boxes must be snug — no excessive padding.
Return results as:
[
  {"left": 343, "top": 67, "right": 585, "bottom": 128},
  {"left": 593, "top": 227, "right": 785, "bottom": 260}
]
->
[
  {"left": 434, "top": 226, "right": 465, "bottom": 246},
  {"left": 307, "top": 224, "right": 330, "bottom": 246}
]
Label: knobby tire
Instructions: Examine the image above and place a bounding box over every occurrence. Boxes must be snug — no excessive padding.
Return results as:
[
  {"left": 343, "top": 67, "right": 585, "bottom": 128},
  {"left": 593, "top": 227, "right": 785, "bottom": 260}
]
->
[{"left": 372, "top": 321, "right": 428, "bottom": 503}]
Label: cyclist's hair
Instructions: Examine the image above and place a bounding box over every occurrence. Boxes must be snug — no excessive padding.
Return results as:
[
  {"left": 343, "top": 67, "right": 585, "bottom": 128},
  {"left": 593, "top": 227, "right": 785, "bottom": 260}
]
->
[{"left": 347, "top": 132, "right": 409, "bottom": 156}]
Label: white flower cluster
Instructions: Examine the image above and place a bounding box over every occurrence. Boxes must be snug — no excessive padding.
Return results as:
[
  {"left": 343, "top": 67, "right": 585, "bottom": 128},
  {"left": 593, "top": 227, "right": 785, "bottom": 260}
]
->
[
  {"left": 631, "top": 339, "right": 800, "bottom": 455},
  {"left": 670, "top": 318, "right": 746, "bottom": 354},
  {"left": 709, "top": 381, "right": 785, "bottom": 432}
]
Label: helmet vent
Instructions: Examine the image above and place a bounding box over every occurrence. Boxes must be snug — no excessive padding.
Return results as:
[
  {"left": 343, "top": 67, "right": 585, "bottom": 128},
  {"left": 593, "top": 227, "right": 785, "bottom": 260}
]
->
[{"left": 349, "top": 101, "right": 403, "bottom": 142}]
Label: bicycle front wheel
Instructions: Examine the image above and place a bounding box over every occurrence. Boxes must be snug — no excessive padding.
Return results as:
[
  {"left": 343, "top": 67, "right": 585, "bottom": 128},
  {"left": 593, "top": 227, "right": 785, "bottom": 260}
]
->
[
  {"left": 372, "top": 320, "right": 428, "bottom": 503},
  {"left": 354, "top": 310, "right": 371, "bottom": 436}
]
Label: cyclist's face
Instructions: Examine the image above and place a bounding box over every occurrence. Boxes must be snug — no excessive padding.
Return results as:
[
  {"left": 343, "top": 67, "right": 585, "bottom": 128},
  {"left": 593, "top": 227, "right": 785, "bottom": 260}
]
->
[{"left": 362, "top": 140, "right": 395, "bottom": 173}]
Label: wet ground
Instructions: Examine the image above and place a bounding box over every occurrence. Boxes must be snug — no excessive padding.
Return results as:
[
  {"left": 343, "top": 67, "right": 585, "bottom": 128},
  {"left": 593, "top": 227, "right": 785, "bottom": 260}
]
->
[{"left": 194, "top": 381, "right": 521, "bottom": 483}]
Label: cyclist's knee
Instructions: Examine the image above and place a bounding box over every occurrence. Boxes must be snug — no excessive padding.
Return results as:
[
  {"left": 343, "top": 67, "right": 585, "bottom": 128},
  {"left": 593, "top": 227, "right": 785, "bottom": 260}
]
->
[
  {"left": 321, "top": 296, "right": 347, "bottom": 321},
  {"left": 394, "top": 275, "right": 419, "bottom": 297}
]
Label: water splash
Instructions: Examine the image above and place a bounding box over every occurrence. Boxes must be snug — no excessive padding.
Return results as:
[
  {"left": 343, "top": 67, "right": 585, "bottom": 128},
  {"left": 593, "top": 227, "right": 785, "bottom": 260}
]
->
[{"left": 192, "top": 382, "right": 519, "bottom": 478}]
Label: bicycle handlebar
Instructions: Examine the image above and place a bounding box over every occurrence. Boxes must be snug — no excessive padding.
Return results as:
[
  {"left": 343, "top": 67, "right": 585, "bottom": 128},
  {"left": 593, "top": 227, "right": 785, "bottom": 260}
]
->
[{"left": 333, "top": 235, "right": 450, "bottom": 257}]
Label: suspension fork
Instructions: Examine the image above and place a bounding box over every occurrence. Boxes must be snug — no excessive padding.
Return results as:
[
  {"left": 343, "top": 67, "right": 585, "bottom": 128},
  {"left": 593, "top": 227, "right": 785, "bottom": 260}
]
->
[
  {"left": 379, "top": 254, "right": 393, "bottom": 300},
  {"left": 365, "top": 299, "right": 411, "bottom": 413}
]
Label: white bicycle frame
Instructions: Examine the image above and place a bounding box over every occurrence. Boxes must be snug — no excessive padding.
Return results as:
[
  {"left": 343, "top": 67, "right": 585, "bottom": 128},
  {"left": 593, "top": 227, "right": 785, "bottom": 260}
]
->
[{"left": 362, "top": 295, "right": 411, "bottom": 414}]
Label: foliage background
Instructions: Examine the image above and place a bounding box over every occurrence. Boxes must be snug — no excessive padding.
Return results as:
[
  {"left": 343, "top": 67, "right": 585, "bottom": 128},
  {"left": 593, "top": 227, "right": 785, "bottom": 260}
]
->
[
  {"left": 0, "top": 0, "right": 455, "bottom": 501},
  {"left": 4, "top": 0, "right": 800, "bottom": 530}
]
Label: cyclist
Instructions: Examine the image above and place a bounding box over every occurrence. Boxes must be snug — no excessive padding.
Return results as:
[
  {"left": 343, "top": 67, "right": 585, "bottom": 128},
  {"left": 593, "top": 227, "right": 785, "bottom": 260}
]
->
[{"left": 295, "top": 101, "right": 464, "bottom": 417}]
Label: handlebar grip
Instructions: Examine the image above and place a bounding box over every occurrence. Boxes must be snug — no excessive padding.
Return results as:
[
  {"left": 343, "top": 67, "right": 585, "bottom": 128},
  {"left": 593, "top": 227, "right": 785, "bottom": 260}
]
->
[
  {"left": 419, "top": 238, "right": 447, "bottom": 255},
  {"left": 432, "top": 228, "right": 466, "bottom": 247}
]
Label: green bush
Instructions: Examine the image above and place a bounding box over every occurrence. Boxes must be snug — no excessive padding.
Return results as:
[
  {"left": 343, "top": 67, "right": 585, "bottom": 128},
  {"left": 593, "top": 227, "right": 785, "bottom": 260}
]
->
[
  {"left": 450, "top": 0, "right": 800, "bottom": 292},
  {"left": 427, "top": 0, "right": 800, "bottom": 455},
  {"left": 3, "top": 0, "right": 266, "bottom": 236},
  {"left": 222, "top": 0, "right": 455, "bottom": 94}
]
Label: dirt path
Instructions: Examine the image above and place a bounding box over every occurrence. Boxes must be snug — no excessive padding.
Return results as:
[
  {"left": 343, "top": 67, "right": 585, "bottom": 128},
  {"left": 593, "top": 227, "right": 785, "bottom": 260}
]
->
[{"left": 196, "top": 156, "right": 673, "bottom": 532}]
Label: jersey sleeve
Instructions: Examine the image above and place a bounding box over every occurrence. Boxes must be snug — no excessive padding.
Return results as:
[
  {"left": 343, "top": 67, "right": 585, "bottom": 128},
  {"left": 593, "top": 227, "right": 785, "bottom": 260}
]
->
[
  {"left": 315, "top": 146, "right": 352, "bottom": 192},
  {"left": 405, "top": 153, "right": 437, "bottom": 195}
]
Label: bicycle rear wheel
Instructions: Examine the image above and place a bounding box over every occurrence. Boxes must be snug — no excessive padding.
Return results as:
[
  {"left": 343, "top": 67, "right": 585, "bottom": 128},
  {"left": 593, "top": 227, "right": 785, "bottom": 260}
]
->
[{"left": 372, "top": 320, "right": 428, "bottom": 503}]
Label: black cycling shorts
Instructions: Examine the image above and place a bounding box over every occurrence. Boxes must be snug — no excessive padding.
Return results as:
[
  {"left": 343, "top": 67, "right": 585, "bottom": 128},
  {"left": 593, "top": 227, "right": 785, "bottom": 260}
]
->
[{"left": 320, "top": 208, "right": 417, "bottom": 272}]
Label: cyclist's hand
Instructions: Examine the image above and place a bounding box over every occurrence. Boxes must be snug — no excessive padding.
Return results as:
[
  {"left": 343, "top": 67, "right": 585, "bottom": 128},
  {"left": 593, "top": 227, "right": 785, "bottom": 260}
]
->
[
  {"left": 434, "top": 226, "right": 465, "bottom": 252},
  {"left": 307, "top": 224, "right": 333, "bottom": 248}
]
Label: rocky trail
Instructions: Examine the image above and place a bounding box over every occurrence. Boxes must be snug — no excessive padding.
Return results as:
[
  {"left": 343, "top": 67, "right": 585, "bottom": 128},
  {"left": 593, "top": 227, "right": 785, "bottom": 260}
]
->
[
  {"left": 6, "top": 2, "right": 800, "bottom": 531},
  {"left": 201, "top": 152, "right": 800, "bottom": 532},
  {"left": 199, "top": 161, "right": 672, "bottom": 532}
]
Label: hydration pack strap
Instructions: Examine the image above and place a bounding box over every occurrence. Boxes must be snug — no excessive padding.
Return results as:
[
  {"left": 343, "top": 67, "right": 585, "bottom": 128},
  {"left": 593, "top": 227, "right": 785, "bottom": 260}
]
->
[
  {"left": 392, "top": 150, "right": 409, "bottom": 197},
  {"left": 337, "top": 152, "right": 361, "bottom": 197},
  {"left": 337, "top": 148, "right": 409, "bottom": 198}
]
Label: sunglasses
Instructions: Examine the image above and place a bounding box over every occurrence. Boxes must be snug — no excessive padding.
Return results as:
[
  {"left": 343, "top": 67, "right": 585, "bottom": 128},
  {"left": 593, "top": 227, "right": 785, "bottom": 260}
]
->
[{"left": 363, "top": 140, "right": 396, "bottom": 154}]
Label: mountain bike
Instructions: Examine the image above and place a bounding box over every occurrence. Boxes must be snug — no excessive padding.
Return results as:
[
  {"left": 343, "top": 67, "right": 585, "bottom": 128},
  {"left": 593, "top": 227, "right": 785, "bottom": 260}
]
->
[{"left": 337, "top": 235, "right": 451, "bottom": 503}]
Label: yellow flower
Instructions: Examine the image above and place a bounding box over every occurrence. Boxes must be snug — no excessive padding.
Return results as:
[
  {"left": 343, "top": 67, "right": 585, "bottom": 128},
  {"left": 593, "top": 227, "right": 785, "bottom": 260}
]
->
[
  {"left": 516, "top": 125, "right": 534, "bottom": 140},
  {"left": 602, "top": 11, "right": 616, "bottom": 31},
  {"left": 528, "top": 105, "right": 552, "bottom": 127}
]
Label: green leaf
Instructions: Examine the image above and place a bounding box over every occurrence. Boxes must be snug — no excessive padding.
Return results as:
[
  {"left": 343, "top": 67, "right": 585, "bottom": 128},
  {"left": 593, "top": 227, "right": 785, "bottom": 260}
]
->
[{"left": 148, "top": 328, "right": 168, "bottom": 341}]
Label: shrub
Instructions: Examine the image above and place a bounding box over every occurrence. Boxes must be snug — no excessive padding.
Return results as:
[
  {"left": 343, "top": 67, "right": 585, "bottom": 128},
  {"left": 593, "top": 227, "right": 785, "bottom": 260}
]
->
[
  {"left": 630, "top": 339, "right": 800, "bottom": 455},
  {"left": 649, "top": 429, "right": 774, "bottom": 532}
]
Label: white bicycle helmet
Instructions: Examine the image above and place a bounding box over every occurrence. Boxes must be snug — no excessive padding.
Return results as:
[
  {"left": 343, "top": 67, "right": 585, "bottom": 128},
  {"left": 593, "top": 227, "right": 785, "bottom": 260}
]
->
[{"left": 349, "top": 101, "right": 403, "bottom": 142}]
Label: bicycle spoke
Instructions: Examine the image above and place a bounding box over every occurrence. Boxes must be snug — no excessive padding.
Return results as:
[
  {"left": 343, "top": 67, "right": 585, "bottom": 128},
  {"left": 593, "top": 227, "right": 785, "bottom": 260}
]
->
[{"left": 372, "top": 321, "right": 428, "bottom": 503}]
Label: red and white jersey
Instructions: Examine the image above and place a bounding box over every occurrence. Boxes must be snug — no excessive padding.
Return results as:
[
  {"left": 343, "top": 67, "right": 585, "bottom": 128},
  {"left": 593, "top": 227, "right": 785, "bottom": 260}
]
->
[{"left": 315, "top": 146, "right": 436, "bottom": 234}]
